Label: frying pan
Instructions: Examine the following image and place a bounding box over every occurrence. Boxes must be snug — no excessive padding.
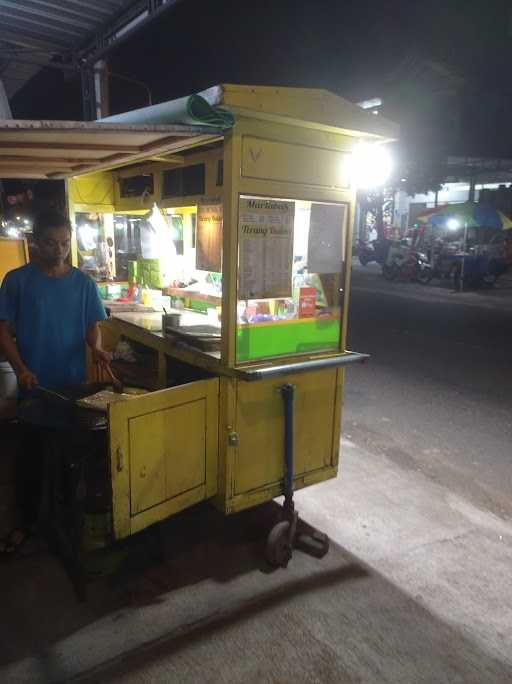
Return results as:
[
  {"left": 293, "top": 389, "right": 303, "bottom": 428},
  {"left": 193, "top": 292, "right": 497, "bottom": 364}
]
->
[{"left": 19, "top": 383, "right": 110, "bottom": 431}]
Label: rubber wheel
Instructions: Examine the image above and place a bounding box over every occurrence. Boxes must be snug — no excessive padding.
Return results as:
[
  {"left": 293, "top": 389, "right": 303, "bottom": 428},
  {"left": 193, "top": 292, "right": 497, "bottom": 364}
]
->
[
  {"left": 416, "top": 268, "right": 433, "bottom": 284},
  {"left": 265, "top": 520, "right": 293, "bottom": 568}
]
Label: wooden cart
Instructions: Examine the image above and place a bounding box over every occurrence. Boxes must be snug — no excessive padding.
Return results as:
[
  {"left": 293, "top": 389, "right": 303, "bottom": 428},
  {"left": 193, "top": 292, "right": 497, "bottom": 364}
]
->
[{"left": 0, "top": 85, "right": 397, "bottom": 570}]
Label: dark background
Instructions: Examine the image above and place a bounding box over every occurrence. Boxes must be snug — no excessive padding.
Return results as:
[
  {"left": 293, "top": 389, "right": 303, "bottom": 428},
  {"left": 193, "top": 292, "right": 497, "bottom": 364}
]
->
[{"left": 10, "top": 0, "right": 512, "bottom": 158}]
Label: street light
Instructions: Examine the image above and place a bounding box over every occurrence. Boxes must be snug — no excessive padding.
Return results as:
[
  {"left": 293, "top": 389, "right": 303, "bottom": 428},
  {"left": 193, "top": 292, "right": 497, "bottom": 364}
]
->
[{"left": 351, "top": 141, "right": 393, "bottom": 189}]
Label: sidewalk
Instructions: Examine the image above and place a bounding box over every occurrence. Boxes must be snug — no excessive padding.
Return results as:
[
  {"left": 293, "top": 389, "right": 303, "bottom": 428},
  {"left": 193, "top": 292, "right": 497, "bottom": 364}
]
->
[{"left": 1, "top": 437, "right": 510, "bottom": 683}]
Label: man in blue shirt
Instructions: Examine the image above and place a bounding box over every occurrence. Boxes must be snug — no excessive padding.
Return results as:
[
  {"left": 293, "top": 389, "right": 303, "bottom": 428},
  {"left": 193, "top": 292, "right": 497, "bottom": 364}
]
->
[
  {"left": 0, "top": 209, "right": 110, "bottom": 391},
  {"left": 0, "top": 209, "right": 110, "bottom": 554}
]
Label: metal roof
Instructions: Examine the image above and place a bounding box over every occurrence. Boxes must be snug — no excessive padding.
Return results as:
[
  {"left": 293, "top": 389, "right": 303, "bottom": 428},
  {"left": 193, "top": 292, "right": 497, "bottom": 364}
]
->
[
  {"left": 0, "top": 0, "right": 135, "bottom": 97},
  {"left": 0, "top": 119, "right": 223, "bottom": 179}
]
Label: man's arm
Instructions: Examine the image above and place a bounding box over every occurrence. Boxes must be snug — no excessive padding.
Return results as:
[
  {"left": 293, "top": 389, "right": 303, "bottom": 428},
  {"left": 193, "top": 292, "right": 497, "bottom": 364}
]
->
[
  {"left": 85, "top": 322, "right": 111, "bottom": 367},
  {"left": 0, "top": 321, "right": 38, "bottom": 389}
]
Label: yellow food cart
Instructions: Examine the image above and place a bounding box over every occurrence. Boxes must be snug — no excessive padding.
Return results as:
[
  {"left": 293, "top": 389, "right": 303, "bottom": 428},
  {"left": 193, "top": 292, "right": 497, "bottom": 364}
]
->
[{"left": 0, "top": 85, "right": 397, "bottom": 579}]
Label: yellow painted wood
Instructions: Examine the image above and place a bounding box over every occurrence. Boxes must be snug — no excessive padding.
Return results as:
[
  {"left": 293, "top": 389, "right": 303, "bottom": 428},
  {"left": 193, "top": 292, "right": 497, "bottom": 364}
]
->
[
  {"left": 233, "top": 369, "right": 338, "bottom": 496},
  {"left": 214, "top": 375, "right": 237, "bottom": 507},
  {"left": 130, "top": 399, "right": 206, "bottom": 514},
  {"left": 241, "top": 136, "right": 351, "bottom": 189},
  {"left": 221, "top": 129, "right": 242, "bottom": 367},
  {"left": 130, "top": 486, "right": 207, "bottom": 534},
  {"left": 113, "top": 146, "right": 223, "bottom": 213},
  {"left": 68, "top": 172, "right": 115, "bottom": 213},
  {"left": 220, "top": 84, "right": 399, "bottom": 141},
  {"left": 225, "top": 466, "right": 339, "bottom": 514},
  {"left": 331, "top": 368, "right": 345, "bottom": 469},
  {"left": 108, "top": 377, "right": 219, "bottom": 540},
  {"left": 0, "top": 237, "right": 29, "bottom": 284}
]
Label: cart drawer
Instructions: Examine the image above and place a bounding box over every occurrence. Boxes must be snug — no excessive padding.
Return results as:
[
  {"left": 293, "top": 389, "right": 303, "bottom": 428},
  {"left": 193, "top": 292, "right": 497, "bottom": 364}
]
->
[{"left": 108, "top": 377, "right": 219, "bottom": 540}]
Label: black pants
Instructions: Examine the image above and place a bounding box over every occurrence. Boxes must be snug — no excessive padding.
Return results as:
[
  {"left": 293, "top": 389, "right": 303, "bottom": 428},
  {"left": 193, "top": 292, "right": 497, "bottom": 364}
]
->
[{"left": 16, "top": 424, "right": 45, "bottom": 528}]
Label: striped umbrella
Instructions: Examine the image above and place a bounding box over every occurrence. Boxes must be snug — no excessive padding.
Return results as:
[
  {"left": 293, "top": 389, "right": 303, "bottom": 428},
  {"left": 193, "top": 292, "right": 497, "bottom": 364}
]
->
[{"left": 416, "top": 202, "right": 512, "bottom": 230}]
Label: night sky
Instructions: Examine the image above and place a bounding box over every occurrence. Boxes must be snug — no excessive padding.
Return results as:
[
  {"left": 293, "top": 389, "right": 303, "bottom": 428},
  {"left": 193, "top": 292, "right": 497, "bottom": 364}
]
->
[{"left": 10, "top": 0, "right": 512, "bottom": 157}]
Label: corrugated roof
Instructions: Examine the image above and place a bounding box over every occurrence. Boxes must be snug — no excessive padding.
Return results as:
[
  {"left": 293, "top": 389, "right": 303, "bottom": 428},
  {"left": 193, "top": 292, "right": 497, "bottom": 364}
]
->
[{"left": 0, "top": 0, "right": 135, "bottom": 97}]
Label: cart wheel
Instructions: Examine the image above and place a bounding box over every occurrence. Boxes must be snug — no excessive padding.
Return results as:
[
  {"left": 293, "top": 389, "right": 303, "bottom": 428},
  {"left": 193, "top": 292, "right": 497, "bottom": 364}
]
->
[{"left": 265, "top": 520, "right": 293, "bottom": 568}]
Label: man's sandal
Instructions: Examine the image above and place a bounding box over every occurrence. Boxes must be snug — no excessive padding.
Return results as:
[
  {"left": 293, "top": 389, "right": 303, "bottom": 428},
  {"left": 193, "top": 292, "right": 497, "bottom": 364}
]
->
[{"left": 0, "top": 528, "right": 31, "bottom": 558}]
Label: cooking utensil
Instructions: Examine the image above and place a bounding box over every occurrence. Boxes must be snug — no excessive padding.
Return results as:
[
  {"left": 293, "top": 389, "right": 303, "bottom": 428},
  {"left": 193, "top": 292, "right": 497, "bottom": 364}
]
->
[
  {"left": 36, "top": 385, "right": 71, "bottom": 403},
  {"left": 104, "top": 365, "right": 124, "bottom": 394}
]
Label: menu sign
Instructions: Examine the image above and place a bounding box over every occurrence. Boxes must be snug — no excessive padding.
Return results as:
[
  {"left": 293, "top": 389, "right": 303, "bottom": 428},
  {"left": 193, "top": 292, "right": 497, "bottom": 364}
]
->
[
  {"left": 197, "top": 200, "right": 223, "bottom": 272},
  {"left": 238, "top": 198, "right": 295, "bottom": 300}
]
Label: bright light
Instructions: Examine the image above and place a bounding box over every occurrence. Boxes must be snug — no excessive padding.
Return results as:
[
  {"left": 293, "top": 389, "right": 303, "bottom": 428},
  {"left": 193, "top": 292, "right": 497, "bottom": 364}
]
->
[
  {"left": 351, "top": 141, "right": 393, "bottom": 189},
  {"left": 447, "top": 219, "right": 460, "bottom": 231},
  {"left": 6, "top": 227, "right": 19, "bottom": 238},
  {"left": 78, "top": 223, "right": 98, "bottom": 250},
  {"left": 357, "top": 97, "right": 383, "bottom": 110}
]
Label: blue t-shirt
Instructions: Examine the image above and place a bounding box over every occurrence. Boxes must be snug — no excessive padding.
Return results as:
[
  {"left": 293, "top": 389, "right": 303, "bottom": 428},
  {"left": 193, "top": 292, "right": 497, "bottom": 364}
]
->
[{"left": 0, "top": 264, "right": 107, "bottom": 390}]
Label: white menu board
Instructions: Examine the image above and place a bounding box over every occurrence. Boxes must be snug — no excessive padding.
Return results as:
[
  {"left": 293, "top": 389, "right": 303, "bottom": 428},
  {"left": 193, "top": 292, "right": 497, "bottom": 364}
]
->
[
  {"left": 307, "top": 202, "right": 346, "bottom": 274},
  {"left": 238, "top": 198, "right": 295, "bottom": 300}
]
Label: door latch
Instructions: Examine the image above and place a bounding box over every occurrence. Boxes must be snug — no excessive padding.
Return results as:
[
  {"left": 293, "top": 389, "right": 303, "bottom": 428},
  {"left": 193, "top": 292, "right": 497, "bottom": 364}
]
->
[{"left": 116, "top": 446, "right": 124, "bottom": 472}]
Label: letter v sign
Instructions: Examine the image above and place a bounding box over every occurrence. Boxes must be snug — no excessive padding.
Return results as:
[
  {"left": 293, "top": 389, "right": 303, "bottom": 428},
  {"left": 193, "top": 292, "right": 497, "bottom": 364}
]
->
[{"left": 249, "top": 147, "right": 262, "bottom": 163}]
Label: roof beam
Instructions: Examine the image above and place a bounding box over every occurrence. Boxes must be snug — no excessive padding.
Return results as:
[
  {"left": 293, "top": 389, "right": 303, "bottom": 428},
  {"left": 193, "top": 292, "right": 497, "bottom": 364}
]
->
[
  {"left": 0, "top": 154, "right": 115, "bottom": 165},
  {"left": 79, "top": 0, "right": 183, "bottom": 66},
  {"left": 0, "top": 140, "right": 142, "bottom": 154}
]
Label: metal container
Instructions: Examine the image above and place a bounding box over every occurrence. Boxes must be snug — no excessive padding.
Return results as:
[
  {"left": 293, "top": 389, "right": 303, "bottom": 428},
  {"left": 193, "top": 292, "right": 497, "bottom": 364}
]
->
[{"left": 162, "top": 312, "right": 181, "bottom": 330}]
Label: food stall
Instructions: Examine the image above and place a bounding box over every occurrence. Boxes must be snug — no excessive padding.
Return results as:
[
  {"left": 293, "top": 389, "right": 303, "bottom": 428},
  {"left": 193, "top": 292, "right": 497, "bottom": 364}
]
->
[
  {"left": 415, "top": 202, "right": 511, "bottom": 288},
  {"left": 0, "top": 85, "right": 397, "bottom": 580}
]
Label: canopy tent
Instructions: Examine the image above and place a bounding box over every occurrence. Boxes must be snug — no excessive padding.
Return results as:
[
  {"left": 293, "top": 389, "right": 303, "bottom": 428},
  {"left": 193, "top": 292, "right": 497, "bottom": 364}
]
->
[{"left": 416, "top": 202, "right": 512, "bottom": 230}]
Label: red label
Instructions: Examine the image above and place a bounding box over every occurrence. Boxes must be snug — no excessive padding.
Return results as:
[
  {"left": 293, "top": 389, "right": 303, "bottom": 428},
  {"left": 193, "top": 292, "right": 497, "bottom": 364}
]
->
[{"left": 299, "top": 287, "right": 316, "bottom": 318}]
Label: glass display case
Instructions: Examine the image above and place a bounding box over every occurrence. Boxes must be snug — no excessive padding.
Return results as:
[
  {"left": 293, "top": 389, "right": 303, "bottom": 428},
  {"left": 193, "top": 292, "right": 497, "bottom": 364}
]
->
[{"left": 236, "top": 195, "right": 348, "bottom": 363}]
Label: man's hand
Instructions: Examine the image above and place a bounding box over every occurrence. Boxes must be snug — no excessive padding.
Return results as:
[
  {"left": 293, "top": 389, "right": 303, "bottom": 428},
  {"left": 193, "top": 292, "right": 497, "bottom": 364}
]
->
[
  {"left": 17, "top": 368, "right": 38, "bottom": 391},
  {"left": 92, "top": 348, "right": 112, "bottom": 368}
]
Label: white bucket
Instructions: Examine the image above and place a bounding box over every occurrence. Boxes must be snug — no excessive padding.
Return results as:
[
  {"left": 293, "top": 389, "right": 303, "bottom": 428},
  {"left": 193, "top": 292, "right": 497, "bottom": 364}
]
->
[{"left": 0, "top": 361, "right": 18, "bottom": 399}]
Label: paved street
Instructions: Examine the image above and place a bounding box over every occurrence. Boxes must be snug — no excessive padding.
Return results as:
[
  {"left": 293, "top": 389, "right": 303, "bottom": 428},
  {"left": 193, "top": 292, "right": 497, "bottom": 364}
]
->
[
  {"left": 1, "top": 263, "right": 511, "bottom": 683},
  {"left": 346, "top": 262, "right": 512, "bottom": 517}
]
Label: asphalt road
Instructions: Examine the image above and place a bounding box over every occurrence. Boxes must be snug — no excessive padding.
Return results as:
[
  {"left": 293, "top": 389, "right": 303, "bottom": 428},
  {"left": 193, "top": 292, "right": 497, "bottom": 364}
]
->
[{"left": 345, "top": 263, "right": 512, "bottom": 518}]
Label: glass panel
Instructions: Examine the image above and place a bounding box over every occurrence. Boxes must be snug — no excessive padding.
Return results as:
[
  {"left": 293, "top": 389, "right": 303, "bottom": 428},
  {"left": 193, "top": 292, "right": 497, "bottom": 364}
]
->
[
  {"left": 236, "top": 195, "right": 347, "bottom": 364},
  {"left": 76, "top": 205, "right": 223, "bottom": 340},
  {"left": 76, "top": 212, "right": 110, "bottom": 280}
]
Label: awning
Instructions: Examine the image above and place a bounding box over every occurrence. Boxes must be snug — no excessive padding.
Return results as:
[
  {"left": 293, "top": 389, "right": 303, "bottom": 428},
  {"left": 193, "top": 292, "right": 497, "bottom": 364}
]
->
[{"left": 0, "top": 119, "right": 223, "bottom": 179}]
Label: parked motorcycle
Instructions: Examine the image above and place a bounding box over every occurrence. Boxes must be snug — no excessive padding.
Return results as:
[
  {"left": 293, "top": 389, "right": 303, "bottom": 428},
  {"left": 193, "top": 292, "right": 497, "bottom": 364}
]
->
[
  {"left": 357, "top": 238, "right": 390, "bottom": 266},
  {"left": 382, "top": 248, "right": 433, "bottom": 284}
]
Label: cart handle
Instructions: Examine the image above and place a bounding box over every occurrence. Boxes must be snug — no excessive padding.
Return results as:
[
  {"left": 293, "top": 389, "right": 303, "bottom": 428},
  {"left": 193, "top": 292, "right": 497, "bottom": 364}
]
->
[{"left": 235, "top": 351, "right": 369, "bottom": 381}]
